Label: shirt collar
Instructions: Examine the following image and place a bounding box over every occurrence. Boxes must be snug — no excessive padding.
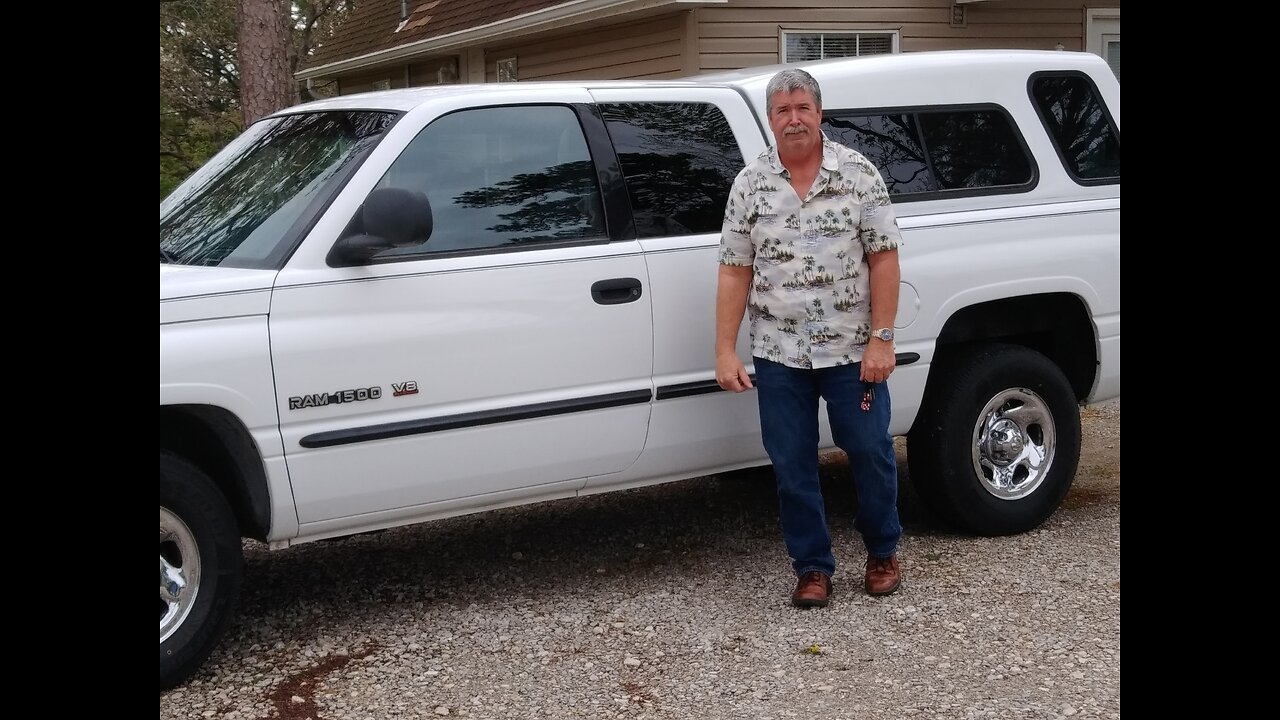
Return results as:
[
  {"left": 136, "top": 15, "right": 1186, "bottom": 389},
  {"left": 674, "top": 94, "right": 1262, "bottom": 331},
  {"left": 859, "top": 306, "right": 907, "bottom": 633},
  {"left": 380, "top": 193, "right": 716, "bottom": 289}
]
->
[{"left": 766, "top": 133, "right": 841, "bottom": 175}]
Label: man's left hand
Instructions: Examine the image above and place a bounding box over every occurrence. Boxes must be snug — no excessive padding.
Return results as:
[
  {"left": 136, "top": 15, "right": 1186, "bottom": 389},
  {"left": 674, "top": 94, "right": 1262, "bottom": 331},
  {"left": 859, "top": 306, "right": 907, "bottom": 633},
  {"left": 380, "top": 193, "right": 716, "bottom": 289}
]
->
[{"left": 860, "top": 342, "right": 896, "bottom": 384}]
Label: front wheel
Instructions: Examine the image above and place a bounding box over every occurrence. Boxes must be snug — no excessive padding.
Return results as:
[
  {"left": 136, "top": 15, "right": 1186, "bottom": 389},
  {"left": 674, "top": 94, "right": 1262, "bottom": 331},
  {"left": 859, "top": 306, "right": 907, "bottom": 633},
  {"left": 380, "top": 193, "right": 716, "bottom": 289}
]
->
[
  {"left": 908, "top": 343, "right": 1081, "bottom": 536},
  {"left": 160, "top": 452, "right": 243, "bottom": 690}
]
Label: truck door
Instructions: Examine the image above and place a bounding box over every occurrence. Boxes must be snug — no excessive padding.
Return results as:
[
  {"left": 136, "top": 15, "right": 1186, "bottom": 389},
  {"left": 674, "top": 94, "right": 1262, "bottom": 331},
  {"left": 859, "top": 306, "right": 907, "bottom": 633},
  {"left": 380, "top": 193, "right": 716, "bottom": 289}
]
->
[
  {"left": 580, "top": 87, "right": 771, "bottom": 492},
  {"left": 269, "top": 97, "right": 653, "bottom": 534}
]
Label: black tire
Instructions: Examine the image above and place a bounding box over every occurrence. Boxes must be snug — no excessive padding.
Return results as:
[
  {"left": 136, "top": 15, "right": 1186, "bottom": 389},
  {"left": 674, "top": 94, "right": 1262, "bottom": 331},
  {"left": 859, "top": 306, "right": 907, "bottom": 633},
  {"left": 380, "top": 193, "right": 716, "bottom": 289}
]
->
[
  {"left": 908, "top": 343, "right": 1081, "bottom": 536},
  {"left": 160, "top": 452, "right": 243, "bottom": 690}
]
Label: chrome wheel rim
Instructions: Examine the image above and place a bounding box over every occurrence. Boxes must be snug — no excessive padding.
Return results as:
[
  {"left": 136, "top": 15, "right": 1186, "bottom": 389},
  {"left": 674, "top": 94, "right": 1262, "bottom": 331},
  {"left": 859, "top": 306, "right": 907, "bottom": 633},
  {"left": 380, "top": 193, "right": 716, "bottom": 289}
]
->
[
  {"left": 160, "top": 506, "right": 201, "bottom": 643},
  {"left": 970, "top": 387, "right": 1056, "bottom": 500}
]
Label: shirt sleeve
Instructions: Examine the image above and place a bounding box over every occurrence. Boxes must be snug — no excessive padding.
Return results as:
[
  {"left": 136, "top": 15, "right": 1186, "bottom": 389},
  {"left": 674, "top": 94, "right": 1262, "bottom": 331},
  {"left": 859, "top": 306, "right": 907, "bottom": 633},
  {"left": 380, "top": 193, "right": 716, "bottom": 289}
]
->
[
  {"left": 719, "top": 168, "right": 755, "bottom": 266},
  {"left": 857, "top": 162, "right": 903, "bottom": 254}
]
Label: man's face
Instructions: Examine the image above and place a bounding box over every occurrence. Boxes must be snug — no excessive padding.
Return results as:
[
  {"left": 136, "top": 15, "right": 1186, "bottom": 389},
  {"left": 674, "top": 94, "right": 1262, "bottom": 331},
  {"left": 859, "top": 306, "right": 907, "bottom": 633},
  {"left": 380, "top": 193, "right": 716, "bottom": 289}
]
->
[{"left": 768, "top": 88, "right": 822, "bottom": 157}]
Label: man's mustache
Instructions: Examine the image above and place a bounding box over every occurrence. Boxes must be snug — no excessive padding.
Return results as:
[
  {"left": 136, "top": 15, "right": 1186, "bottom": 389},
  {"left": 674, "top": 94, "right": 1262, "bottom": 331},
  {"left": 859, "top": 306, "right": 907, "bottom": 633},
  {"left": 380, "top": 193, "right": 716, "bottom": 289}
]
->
[{"left": 784, "top": 125, "right": 808, "bottom": 135}]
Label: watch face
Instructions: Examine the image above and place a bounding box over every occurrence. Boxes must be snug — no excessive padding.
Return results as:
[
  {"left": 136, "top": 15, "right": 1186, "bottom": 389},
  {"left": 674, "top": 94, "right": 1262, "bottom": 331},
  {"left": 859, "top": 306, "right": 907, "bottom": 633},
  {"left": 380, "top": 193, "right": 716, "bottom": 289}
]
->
[{"left": 875, "top": 329, "right": 893, "bottom": 341}]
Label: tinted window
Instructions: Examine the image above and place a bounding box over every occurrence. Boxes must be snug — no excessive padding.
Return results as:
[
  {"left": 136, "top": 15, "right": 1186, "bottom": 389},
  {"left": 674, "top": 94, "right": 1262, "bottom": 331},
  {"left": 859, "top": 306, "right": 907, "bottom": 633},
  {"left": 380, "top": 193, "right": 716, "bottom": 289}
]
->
[
  {"left": 822, "top": 106, "right": 1033, "bottom": 200},
  {"left": 160, "top": 111, "right": 395, "bottom": 268},
  {"left": 599, "top": 102, "right": 742, "bottom": 238},
  {"left": 823, "top": 114, "right": 933, "bottom": 194},
  {"left": 918, "top": 110, "right": 1032, "bottom": 190},
  {"left": 1031, "top": 74, "right": 1120, "bottom": 182},
  {"left": 376, "top": 105, "right": 603, "bottom": 254}
]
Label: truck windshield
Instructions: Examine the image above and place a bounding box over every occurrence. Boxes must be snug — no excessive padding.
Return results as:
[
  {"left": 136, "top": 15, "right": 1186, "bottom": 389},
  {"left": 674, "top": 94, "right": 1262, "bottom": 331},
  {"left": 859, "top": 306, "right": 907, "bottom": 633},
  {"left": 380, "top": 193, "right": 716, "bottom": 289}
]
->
[{"left": 160, "top": 110, "right": 397, "bottom": 268}]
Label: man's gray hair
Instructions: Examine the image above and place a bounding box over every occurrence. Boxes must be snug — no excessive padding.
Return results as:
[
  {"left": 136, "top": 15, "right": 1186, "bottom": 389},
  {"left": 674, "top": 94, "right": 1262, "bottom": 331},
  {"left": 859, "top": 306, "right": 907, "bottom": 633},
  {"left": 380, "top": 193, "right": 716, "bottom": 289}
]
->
[{"left": 765, "top": 69, "right": 822, "bottom": 113}]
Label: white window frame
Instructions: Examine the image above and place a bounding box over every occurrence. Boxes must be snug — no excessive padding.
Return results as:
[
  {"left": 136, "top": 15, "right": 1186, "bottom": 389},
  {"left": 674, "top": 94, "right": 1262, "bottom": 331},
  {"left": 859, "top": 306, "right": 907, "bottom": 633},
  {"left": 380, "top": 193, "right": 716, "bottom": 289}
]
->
[
  {"left": 1085, "top": 8, "right": 1120, "bottom": 55},
  {"left": 1085, "top": 8, "right": 1119, "bottom": 81},
  {"left": 779, "top": 28, "right": 901, "bottom": 63}
]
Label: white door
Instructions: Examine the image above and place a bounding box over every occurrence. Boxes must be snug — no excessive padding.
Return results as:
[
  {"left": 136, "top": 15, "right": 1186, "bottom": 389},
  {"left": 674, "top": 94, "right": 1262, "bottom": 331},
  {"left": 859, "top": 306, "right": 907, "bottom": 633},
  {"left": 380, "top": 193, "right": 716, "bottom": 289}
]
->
[
  {"left": 581, "top": 87, "right": 773, "bottom": 492},
  {"left": 270, "top": 103, "right": 653, "bottom": 532}
]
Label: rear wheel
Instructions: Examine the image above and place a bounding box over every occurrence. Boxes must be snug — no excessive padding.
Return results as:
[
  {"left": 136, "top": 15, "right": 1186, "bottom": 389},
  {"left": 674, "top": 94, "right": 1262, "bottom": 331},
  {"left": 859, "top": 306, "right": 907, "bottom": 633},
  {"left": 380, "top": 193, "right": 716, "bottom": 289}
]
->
[
  {"left": 160, "top": 452, "right": 243, "bottom": 690},
  {"left": 908, "top": 343, "right": 1081, "bottom": 535}
]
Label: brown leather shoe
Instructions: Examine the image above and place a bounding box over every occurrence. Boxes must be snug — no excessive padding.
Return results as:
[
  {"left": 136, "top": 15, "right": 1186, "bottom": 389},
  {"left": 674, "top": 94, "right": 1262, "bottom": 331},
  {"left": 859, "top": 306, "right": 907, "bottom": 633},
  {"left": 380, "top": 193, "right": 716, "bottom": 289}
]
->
[
  {"left": 791, "top": 571, "right": 833, "bottom": 608},
  {"left": 865, "top": 555, "right": 902, "bottom": 596}
]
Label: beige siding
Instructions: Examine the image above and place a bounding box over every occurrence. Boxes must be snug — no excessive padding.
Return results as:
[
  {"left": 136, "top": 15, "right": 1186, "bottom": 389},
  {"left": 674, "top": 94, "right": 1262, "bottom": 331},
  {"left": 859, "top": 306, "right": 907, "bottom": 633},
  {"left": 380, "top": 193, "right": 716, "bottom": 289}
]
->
[
  {"left": 327, "top": 1, "right": 1119, "bottom": 92},
  {"left": 484, "top": 13, "right": 687, "bottom": 82},
  {"left": 695, "top": 1, "right": 1121, "bottom": 73},
  {"left": 408, "top": 56, "right": 461, "bottom": 86},
  {"left": 337, "top": 66, "right": 409, "bottom": 95}
]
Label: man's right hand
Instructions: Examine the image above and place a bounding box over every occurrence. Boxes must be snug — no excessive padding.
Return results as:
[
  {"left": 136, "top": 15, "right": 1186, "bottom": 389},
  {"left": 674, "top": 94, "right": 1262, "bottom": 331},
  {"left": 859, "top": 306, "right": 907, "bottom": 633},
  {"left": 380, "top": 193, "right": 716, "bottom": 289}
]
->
[
  {"left": 716, "top": 354, "right": 754, "bottom": 392},
  {"left": 715, "top": 264, "right": 754, "bottom": 392}
]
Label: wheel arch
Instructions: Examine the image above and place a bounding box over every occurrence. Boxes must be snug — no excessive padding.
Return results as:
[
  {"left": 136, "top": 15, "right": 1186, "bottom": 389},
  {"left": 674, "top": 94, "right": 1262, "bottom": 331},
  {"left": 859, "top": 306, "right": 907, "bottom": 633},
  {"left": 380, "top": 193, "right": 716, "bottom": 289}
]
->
[
  {"left": 159, "top": 405, "right": 271, "bottom": 541},
  {"left": 924, "top": 292, "right": 1097, "bottom": 408}
]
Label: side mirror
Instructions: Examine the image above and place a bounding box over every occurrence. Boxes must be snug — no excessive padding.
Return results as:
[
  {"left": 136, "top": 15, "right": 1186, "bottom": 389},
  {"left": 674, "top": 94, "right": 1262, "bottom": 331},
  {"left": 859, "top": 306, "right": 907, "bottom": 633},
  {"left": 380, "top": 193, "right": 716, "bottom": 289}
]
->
[{"left": 327, "top": 187, "right": 434, "bottom": 266}]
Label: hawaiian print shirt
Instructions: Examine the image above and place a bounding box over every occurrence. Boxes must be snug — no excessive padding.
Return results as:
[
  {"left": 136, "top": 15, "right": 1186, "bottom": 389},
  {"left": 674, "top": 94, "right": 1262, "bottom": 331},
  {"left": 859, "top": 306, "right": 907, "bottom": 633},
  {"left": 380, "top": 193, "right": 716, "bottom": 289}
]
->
[{"left": 719, "top": 135, "right": 902, "bottom": 369}]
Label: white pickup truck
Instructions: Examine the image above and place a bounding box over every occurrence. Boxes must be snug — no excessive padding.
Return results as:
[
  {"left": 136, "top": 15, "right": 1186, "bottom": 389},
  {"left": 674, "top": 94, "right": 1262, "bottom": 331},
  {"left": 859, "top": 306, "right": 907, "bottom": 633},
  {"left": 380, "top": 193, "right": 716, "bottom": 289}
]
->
[{"left": 160, "top": 49, "right": 1120, "bottom": 689}]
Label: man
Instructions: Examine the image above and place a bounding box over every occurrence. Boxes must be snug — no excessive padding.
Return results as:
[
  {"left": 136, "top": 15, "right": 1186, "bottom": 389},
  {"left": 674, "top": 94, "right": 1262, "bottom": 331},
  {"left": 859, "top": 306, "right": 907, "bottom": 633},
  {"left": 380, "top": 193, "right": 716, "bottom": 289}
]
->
[{"left": 715, "top": 68, "right": 903, "bottom": 607}]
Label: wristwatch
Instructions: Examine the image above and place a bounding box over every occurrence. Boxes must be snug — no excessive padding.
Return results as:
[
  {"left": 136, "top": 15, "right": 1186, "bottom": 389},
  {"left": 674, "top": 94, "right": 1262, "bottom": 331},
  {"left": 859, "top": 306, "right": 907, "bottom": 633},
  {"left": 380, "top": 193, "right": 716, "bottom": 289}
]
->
[{"left": 871, "top": 327, "right": 894, "bottom": 342}]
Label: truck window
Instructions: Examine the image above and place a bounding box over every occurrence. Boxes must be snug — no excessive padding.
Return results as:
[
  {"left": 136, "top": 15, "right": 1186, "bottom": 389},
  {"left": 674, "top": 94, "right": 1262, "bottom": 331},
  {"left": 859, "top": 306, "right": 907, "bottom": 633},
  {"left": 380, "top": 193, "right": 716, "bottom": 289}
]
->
[
  {"left": 818, "top": 113, "right": 933, "bottom": 195},
  {"left": 918, "top": 110, "right": 1033, "bottom": 190},
  {"left": 160, "top": 111, "right": 396, "bottom": 268},
  {"left": 599, "top": 102, "right": 743, "bottom": 238},
  {"left": 1030, "top": 73, "right": 1121, "bottom": 184},
  {"left": 822, "top": 105, "right": 1034, "bottom": 201},
  {"left": 375, "top": 104, "right": 604, "bottom": 254}
]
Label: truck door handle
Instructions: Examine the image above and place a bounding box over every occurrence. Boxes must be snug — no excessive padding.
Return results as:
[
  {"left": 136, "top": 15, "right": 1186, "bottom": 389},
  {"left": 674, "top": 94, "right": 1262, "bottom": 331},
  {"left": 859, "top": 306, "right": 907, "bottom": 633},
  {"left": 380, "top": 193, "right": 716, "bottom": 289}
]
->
[{"left": 591, "top": 277, "right": 643, "bottom": 305}]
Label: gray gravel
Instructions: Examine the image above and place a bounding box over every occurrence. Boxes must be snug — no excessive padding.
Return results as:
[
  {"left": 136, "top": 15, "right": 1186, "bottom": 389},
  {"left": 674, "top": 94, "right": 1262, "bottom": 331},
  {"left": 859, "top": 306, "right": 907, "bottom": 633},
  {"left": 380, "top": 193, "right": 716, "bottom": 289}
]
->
[{"left": 161, "top": 400, "right": 1119, "bottom": 720}]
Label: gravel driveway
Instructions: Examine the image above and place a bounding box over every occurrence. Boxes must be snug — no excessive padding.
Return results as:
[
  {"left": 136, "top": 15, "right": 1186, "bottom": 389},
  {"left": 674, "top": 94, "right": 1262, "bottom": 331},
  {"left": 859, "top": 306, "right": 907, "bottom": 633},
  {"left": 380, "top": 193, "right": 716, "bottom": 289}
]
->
[{"left": 160, "top": 400, "right": 1119, "bottom": 720}]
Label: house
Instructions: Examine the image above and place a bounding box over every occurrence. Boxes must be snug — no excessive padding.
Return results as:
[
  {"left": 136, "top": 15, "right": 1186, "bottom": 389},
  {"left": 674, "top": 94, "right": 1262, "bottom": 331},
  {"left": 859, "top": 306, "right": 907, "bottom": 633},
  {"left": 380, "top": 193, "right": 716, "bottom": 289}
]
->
[{"left": 296, "top": 0, "right": 1120, "bottom": 95}]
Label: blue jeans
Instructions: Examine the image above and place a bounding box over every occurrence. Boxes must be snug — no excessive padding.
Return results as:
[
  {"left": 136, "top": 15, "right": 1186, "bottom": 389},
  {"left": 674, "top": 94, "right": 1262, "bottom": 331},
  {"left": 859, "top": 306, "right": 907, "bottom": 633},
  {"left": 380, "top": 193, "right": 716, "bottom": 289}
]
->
[{"left": 753, "top": 356, "right": 901, "bottom": 578}]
